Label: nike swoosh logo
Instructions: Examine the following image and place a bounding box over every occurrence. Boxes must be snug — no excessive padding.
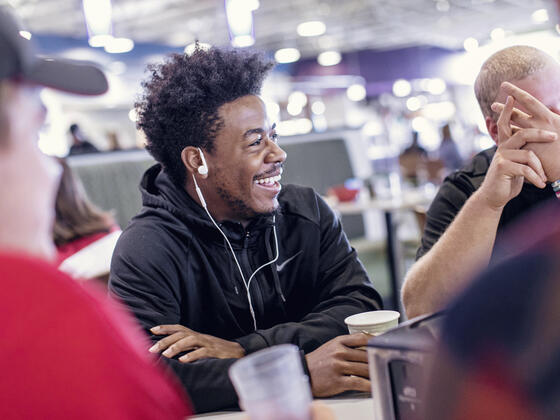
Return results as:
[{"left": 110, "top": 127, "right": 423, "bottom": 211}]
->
[{"left": 276, "top": 250, "right": 303, "bottom": 272}]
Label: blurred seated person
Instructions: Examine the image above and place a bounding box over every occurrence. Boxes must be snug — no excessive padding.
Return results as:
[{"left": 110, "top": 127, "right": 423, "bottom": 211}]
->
[
  {"left": 402, "top": 46, "right": 560, "bottom": 320},
  {"left": 0, "top": 6, "right": 190, "bottom": 419},
  {"left": 53, "top": 158, "right": 121, "bottom": 284},
  {"left": 399, "top": 131, "right": 428, "bottom": 184},
  {"left": 425, "top": 200, "right": 560, "bottom": 419},
  {"left": 437, "top": 123, "right": 463, "bottom": 171},
  {"left": 68, "top": 123, "right": 99, "bottom": 155}
]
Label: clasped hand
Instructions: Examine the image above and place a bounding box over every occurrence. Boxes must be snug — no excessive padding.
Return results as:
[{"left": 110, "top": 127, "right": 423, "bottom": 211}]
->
[{"left": 148, "top": 324, "right": 245, "bottom": 363}]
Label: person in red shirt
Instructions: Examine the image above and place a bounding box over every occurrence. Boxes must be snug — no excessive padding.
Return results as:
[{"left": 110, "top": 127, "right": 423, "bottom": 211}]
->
[{"left": 0, "top": 6, "right": 190, "bottom": 419}]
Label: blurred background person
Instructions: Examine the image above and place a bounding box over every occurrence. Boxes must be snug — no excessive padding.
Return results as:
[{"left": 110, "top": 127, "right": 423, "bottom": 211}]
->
[
  {"left": 68, "top": 122, "right": 99, "bottom": 155},
  {"left": 53, "top": 158, "right": 121, "bottom": 285},
  {"left": 438, "top": 123, "right": 463, "bottom": 172}
]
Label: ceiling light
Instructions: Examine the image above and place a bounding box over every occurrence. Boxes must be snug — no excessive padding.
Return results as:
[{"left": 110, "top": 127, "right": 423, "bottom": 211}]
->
[
  {"left": 88, "top": 34, "right": 113, "bottom": 47},
  {"left": 311, "top": 100, "right": 326, "bottom": 115},
  {"left": 275, "top": 48, "right": 300, "bottom": 64},
  {"left": 346, "top": 84, "right": 366, "bottom": 102},
  {"left": 232, "top": 34, "right": 255, "bottom": 47},
  {"left": 82, "top": 0, "right": 112, "bottom": 40},
  {"left": 289, "top": 91, "right": 308, "bottom": 107},
  {"left": 426, "top": 78, "right": 446, "bottom": 95},
  {"left": 463, "top": 37, "right": 479, "bottom": 52},
  {"left": 18, "top": 30, "right": 31, "bottom": 40},
  {"left": 532, "top": 8, "right": 549, "bottom": 23},
  {"left": 247, "top": 0, "right": 260, "bottom": 11},
  {"left": 185, "top": 42, "right": 212, "bottom": 55},
  {"left": 226, "top": 0, "right": 255, "bottom": 48},
  {"left": 104, "top": 37, "right": 134, "bottom": 53},
  {"left": 406, "top": 97, "right": 421, "bottom": 111},
  {"left": 490, "top": 27, "right": 505, "bottom": 41},
  {"left": 317, "top": 50, "right": 341, "bottom": 66},
  {"left": 297, "top": 21, "right": 326, "bottom": 37},
  {"left": 362, "top": 121, "right": 383, "bottom": 137},
  {"left": 287, "top": 102, "right": 303, "bottom": 116},
  {"left": 392, "top": 79, "right": 411, "bottom": 97},
  {"left": 276, "top": 118, "right": 312, "bottom": 136}
]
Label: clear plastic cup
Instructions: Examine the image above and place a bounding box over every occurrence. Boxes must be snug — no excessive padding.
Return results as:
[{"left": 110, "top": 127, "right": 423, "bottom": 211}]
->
[{"left": 229, "top": 344, "right": 312, "bottom": 420}]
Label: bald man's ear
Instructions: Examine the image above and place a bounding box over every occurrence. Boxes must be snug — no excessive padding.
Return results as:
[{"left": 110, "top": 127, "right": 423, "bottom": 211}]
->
[
  {"left": 181, "top": 146, "right": 208, "bottom": 179},
  {"left": 486, "top": 116, "right": 499, "bottom": 145}
]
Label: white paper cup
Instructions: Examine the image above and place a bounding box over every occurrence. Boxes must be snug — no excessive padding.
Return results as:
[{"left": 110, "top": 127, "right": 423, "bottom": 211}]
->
[
  {"left": 344, "top": 310, "right": 400, "bottom": 336},
  {"left": 229, "top": 344, "right": 312, "bottom": 420}
]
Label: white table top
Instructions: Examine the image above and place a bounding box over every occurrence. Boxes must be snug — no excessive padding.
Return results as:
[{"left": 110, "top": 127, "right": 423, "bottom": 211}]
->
[
  {"left": 192, "top": 396, "right": 374, "bottom": 420},
  {"left": 327, "top": 184, "right": 437, "bottom": 215}
]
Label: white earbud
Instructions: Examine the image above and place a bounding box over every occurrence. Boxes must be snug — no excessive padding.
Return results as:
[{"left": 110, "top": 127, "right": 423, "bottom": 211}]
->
[{"left": 197, "top": 147, "right": 208, "bottom": 175}]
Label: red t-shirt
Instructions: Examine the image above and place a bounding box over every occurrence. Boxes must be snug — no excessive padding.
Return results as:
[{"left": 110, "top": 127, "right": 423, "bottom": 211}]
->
[{"left": 0, "top": 252, "right": 192, "bottom": 419}]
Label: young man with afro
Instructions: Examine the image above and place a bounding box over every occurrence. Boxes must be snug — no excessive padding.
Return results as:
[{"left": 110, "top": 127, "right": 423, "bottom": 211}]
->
[{"left": 109, "top": 46, "right": 382, "bottom": 413}]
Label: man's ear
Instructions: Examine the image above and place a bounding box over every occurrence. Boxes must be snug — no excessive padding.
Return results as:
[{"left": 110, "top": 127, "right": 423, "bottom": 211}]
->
[
  {"left": 486, "top": 116, "right": 499, "bottom": 145},
  {"left": 181, "top": 146, "right": 208, "bottom": 179}
]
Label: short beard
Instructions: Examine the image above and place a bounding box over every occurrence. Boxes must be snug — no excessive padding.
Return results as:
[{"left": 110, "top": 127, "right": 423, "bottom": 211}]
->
[{"left": 216, "top": 186, "right": 277, "bottom": 221}]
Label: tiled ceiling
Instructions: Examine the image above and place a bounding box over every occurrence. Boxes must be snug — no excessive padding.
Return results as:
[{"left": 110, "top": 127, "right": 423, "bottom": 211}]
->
[{"left": 1, "top": 0, "right": 558, "bottom": 57}]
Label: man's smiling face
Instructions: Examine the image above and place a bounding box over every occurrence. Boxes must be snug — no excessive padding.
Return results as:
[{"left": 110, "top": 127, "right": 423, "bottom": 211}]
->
[{"left": 201, "top": 95, "right": 287, "bottom": 223}]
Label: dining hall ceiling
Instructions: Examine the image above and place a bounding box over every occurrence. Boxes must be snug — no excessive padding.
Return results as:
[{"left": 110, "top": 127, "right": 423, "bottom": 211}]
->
[{"left": 1, "top": 0, "right": 557, "bottom": 57}]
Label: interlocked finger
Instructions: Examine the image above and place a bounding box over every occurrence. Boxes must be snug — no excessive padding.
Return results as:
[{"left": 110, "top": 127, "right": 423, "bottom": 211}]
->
[
  {"left": 496, "top": 96, "right": 514, "bottom": 144},
  {"left": 491, "top": 102, "right": 532, "bottom": 129}
]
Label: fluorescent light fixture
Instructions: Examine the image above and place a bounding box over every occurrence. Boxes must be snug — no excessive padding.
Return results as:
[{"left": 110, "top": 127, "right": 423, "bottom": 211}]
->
[
  {"left": 247, "top": 0, "right": 260, "bottom": 11},
  {"left": 232, "top": 34, "right": 255, "bottom": 47},
  {"left": 185, "top": 42, "right": 212, "bottom": 55},
  {"left": 297, "top": 21, "right": 326, "bottom": 37},
  {"left": 88, "top": 34, "right": 113, "bottom": 47},
  {"left": 275, "top": 48, "right": 300, "bottom": 64},
  {"left": 532, "top": 8, "right": 549, "bottom": 23},
  {"left": 463, "top": 37, "right": 479, "bottom": 52},
  {"left": 83, "top": 0, "right": 113, "bottom": 42},
  {"left": 317, "top": 50, "right": 341, "bottom": 66},
  {"left": 19, "top": 30, "right": 31, "bottom": 40},
  {"left": 392, "top": 79, "right": 411, "bottom": 97},
  {"left": 311, "top": 100, "right": 325, "bottom": 115},
  {"left": 346, "top": 84, "right": 366, "bottom": 102},
  {"left": 104, "top": 37, "right": 134, "bottom": 53},
  {"left": 226, "top": 0, "right": 255, "bottom": 48}
]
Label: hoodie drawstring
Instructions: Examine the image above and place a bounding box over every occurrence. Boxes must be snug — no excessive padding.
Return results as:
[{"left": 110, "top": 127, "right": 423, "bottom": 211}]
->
[{"left": 265, "top": 226, "right": 286, "bottom": 303}]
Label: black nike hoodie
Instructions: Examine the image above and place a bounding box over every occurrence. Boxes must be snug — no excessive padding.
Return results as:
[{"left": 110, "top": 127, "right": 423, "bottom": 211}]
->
[{"left": 109, "top": 164, "right": 382, "bottom": 413}]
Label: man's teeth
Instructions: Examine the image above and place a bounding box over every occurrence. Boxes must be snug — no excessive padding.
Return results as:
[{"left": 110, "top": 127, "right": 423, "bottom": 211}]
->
[{"left": 255, "top": 174, "right": 282, "bottom": 185}]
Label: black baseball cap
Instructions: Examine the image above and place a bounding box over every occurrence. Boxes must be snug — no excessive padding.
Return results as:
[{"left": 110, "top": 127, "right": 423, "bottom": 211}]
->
[{"left": 0, "top": 7, "right": 108, "bottom": 95}]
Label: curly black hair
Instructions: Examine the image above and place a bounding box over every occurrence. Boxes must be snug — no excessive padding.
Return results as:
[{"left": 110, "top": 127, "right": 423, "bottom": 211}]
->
[{"left": 135, "top": 46, "right": 274, "bottom": 187}]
